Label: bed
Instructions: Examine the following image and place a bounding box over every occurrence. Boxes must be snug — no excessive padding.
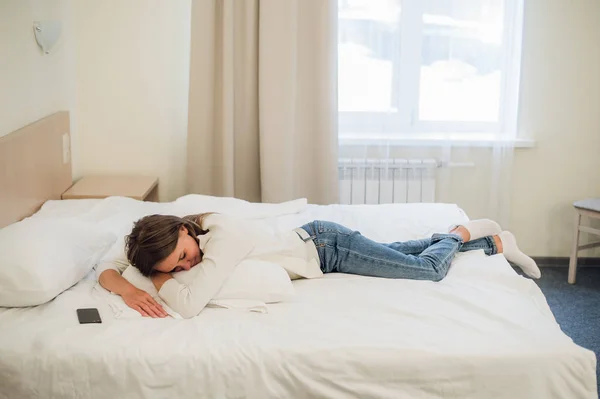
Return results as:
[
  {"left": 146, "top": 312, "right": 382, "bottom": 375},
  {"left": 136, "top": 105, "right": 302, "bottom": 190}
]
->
[{"left": 0, "top": 113, "right": 597, "bottom": 399}]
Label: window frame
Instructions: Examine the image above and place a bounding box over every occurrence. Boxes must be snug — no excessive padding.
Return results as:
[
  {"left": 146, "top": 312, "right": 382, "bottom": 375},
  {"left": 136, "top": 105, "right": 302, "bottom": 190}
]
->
[{"left": 338, "top": 0, "right": 524, "bottom": 139}]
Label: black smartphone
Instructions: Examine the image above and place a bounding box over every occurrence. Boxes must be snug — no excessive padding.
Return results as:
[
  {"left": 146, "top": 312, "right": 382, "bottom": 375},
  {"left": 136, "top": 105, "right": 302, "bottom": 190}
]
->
[{"left": 76, "top": 308, "right": 102, "bottom": 324}]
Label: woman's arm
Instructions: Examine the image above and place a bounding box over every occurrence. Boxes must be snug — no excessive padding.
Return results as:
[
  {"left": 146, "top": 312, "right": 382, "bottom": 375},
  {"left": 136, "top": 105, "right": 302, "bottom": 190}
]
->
[
  {"left": 96, "top": 243, "right": 168, "bottom": 318},
  {"left": 150, "top": 272, "right": 173, "bottom": 291},
  {"left": 99, "top": 269, "right": 168, "bottom": 318},
  {"left": 156, "top": 215, "right": 254, "bottom": 319}
]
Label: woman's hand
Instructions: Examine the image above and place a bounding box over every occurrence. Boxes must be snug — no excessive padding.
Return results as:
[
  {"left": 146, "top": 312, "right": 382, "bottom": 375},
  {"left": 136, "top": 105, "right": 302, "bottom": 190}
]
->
[
  {"left": 99, "top": 269, "right": 168, "bottom": 318},
  {"left": 121, "top": 287, "right": 168, "bottom": 318}
]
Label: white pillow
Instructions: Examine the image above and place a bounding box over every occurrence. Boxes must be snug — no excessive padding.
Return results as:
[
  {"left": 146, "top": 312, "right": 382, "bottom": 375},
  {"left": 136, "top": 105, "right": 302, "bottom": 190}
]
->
[
  {"left": 0, "top": 217, "right": 116, "bottom": 307},
  {"left": 122, "top": 259, "right": 295, "bottom": 303}
]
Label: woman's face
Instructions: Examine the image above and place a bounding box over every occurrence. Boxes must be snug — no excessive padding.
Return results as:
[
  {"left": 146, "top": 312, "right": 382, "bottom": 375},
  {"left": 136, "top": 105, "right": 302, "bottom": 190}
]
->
[{"left": 154, "top": 226, "right": 201, "bottom": 273}]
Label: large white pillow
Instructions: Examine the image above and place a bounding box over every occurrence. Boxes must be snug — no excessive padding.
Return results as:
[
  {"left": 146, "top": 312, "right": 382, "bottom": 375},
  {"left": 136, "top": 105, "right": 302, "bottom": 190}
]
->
[
  {"left": 0, "top": 217, "right": 116, "bottom": 307},
  {"left": 122, "top": 259, "right": 295, "bottom": 303}
]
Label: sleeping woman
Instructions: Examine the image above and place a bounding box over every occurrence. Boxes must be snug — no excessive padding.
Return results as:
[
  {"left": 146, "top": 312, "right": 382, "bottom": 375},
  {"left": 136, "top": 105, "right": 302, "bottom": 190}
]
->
[{"left": 97, "top": 213, "right": 540, "bottom": 319}]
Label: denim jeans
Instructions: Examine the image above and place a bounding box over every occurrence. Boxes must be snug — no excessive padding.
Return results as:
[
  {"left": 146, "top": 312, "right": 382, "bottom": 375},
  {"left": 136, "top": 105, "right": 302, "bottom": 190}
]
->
[{"left": 300, "top": 220, "right": 498, "bottom": 282}]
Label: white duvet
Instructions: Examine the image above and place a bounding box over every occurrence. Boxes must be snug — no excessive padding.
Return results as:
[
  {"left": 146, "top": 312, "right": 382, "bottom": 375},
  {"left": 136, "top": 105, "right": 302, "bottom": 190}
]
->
[{"left": 0, "top": 196, "right": 596, "bottom": 399}]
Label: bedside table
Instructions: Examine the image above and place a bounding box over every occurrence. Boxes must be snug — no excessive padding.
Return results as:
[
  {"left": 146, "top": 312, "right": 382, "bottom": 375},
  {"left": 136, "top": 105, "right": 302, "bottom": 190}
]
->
[{"left": 61, "top": 175, "right": 159, "bottom": 201}]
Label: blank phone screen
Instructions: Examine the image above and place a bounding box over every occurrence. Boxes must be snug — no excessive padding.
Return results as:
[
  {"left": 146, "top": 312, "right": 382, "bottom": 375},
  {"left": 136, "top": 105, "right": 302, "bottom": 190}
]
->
[{"left": 76, "top": 308, "right": 102, "bottom": 324}]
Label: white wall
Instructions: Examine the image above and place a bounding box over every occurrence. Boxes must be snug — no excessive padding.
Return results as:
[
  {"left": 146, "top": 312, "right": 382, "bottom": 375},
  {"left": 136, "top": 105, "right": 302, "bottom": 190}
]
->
[
  {"left": 0, "top": 0, "right": 73, "bottom": 138},
  {"left": 512, "top": 0, "right": 600, "bottom": 257},
  {"left": 72, "top": 0, "right": 191, "bottom": 201},
  {"left": 0, "top": 1, "right": 191, "bottom": 200}
]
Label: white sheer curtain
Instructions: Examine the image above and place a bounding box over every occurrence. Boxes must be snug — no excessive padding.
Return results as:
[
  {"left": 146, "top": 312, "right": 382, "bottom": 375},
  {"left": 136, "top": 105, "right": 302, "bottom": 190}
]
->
[{"left": 337, "top": 0, "right": 524, "bottom": 228}]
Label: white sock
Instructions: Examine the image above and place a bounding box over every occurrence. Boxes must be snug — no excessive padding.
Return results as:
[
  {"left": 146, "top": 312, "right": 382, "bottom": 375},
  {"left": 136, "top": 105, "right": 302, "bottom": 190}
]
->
[
  {"left": 449, "top": 219, "right": 501, "bottom": 241},
  {"left": 499, "top": 231, "right": 541, "bottom": 279}
]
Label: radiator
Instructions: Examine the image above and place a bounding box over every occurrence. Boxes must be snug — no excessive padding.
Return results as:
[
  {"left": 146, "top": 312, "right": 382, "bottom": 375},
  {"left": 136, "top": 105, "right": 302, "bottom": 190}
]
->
[{"left": 338, "top": 158, "right": 438, "bottom": 205}]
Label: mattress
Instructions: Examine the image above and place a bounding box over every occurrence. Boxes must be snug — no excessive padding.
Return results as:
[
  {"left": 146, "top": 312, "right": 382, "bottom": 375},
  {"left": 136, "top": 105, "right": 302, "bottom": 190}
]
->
[{"left": 0, "top": 196, "right": 596, "bottom": 399}]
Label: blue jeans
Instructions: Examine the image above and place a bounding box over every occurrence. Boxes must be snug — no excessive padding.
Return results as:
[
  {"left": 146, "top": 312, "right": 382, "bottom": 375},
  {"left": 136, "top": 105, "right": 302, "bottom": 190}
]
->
[{"left": 300, "top": 221, "right": 498, "bottom": 282}]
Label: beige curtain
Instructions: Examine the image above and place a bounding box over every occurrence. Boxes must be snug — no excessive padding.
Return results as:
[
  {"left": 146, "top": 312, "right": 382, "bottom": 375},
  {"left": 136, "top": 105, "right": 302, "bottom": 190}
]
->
[{"left": 187, "top": 0, "right": 339, "bottom": 205}]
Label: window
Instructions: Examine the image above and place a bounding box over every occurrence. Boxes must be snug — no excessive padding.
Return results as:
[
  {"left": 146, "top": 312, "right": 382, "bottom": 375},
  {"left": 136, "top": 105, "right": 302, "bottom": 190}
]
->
[{"left": 338, "top": 0, "right": 524, "bottom": 138}]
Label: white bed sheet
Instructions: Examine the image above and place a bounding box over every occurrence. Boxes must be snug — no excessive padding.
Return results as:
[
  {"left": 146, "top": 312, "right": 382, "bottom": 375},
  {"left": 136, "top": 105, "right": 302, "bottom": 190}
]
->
[{"left": 0, "top": 197, "right": 596, "bottom": 399}]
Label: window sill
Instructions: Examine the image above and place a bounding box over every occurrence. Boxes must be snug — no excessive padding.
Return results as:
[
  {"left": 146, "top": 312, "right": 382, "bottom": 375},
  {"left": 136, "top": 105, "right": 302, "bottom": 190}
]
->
[{"left": 339, "top": 133, "right": 535, "bottom": 148}]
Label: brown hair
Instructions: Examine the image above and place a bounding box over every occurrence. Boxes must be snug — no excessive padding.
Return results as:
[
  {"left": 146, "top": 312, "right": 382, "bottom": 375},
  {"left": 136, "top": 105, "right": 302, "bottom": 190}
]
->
[{"left": 125, "top": 213, "right": 213, "bottom": 277}]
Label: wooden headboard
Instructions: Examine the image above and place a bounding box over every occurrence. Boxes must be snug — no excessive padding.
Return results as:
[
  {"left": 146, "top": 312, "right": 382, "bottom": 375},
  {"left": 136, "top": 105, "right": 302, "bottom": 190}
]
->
[{"left": 0, "top": 111, "right": 72, "bottom": 228}]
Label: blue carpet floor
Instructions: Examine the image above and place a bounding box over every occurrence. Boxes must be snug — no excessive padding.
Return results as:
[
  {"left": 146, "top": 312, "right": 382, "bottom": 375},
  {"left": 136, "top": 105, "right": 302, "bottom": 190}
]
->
[{"left": 535, "top": 267, "right": 600, "bottom": 395}]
